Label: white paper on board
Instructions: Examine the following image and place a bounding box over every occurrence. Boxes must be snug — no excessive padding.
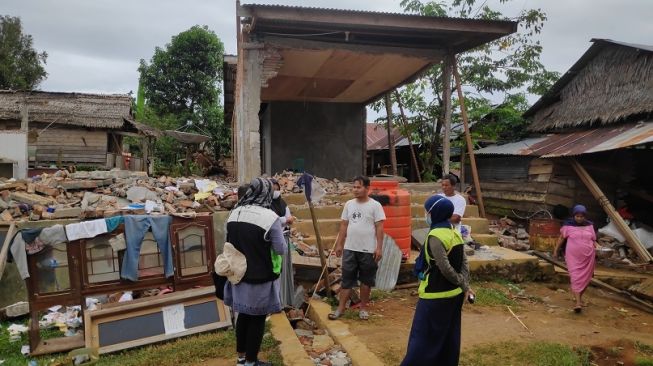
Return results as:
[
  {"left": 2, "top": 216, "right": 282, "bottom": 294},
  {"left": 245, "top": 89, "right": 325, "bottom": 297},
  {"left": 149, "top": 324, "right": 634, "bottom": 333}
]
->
[{"left": 162, "top": 304, "right": 186, "bottom": 335}]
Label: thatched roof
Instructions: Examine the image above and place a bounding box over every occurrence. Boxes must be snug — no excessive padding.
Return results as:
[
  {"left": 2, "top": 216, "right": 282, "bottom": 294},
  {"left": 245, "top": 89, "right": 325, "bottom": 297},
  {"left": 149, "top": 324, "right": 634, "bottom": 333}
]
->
[
  {"left": 525, "top": 39, "right": 653, "bottom": 132},
  {"left": 0, "top": 90, "right": 132, "bottom": 128}
]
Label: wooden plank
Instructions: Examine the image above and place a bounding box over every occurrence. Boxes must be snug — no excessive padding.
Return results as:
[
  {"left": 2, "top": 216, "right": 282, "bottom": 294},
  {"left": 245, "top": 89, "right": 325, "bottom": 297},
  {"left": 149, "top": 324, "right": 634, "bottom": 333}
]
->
[
  {"left": 0, "top": 222, "right": 16, "bottom": 281},
  {"left": 29, "top": 334, "right": 85, "bottom": 356},
  {"left": 570, "top": 158, "right": 653, "bottom": 263},
  {"left": 528, "top": 164, "right": 554, "bottom": 175}
]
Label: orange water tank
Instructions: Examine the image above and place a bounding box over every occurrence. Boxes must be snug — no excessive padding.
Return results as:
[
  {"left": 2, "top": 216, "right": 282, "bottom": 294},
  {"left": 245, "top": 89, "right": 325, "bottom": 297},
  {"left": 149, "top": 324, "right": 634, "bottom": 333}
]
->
[{"left": 369, "top": 180, "right": 411, "bottom": 260}]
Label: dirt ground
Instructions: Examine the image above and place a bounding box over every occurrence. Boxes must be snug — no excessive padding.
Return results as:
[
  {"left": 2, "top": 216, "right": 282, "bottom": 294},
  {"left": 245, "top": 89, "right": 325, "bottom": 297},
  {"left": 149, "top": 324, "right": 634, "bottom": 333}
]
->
[{"left": 341, "top": 282, "right": 653, "bottom": 365}]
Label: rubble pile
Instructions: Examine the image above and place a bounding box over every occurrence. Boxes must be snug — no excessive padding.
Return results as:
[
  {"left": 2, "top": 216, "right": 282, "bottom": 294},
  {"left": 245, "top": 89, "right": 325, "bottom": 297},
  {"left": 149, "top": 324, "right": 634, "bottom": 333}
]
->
[
  {"left": 0, "top": 170, "right": 240, "bottom": 222},
  {"left": 286, "top": 309, "right": 352, "bottom": 366},
  {"left": 0, "top": 170, "right": 353, "bottom": 223},
  {"left": 490, "top": 217, "right": 530, "bottom": 251},
  {"left": 271, "top": 171, "right": 351, "bottom": 196}
]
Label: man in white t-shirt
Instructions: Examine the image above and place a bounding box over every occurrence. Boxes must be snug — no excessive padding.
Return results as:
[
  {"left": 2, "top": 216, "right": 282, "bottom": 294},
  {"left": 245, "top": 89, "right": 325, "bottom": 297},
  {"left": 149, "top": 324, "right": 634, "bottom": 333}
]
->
[
  {"left": 329, "top": 176, "right": 385, "bottom": 321},
  {"left": 439, "top": 174, "right": 466, "bottom": 232}
]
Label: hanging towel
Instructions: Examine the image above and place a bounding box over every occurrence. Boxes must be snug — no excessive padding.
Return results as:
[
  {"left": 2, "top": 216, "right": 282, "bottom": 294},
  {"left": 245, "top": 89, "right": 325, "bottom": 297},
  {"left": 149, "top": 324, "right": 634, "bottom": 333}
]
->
[
  {"left": 38, "top": 225, "right": 68, "bottom": 246},
  {"left": 65, "top": 219, "right": 108, "bottom": 241}
]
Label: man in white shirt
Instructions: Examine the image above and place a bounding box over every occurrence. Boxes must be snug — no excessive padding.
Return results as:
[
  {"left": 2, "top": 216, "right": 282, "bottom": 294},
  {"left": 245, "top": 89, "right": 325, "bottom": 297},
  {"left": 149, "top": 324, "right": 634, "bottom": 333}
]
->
[
  {"left": 329, "top": 176, "right": 385, "bottom": 321},
  {"left": 439, "top": 174, "right": 466, "bottom": 232}
]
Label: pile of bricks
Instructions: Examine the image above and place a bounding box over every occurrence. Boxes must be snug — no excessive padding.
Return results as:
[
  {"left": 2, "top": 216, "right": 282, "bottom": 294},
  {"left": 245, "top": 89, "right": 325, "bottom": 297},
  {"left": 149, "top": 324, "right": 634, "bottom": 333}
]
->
[{"left": 0, "top": 169, "right": 238, "bottom": 222}]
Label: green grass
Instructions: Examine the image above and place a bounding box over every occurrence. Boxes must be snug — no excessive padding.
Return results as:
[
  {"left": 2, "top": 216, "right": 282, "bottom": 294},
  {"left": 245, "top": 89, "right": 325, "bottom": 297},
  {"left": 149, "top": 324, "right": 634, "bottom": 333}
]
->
[
  {"left": 636, "top": 342, "right": 653, "bottom": 366},
  {"left": 474, "top": 287, "right": 517, "bottom": 307},
  {"left": 1, "top": 320, "right": 282, "bottom": 366},
  {"left": 460, "top": 342, "right": 591, "bottom": 366}
]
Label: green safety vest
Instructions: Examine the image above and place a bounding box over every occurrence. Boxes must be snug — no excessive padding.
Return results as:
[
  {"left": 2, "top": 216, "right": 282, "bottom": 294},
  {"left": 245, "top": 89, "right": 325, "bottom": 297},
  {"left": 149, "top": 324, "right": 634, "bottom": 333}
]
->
[{"left": 418, "top": 227, "right": 465, "bottom": 299}]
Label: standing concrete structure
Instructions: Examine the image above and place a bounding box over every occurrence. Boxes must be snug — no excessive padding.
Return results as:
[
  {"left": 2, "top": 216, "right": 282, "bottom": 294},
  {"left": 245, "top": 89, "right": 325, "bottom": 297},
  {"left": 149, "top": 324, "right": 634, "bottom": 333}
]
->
[{"left": 231, "top": 3, "right": 517, "bottom": 181}]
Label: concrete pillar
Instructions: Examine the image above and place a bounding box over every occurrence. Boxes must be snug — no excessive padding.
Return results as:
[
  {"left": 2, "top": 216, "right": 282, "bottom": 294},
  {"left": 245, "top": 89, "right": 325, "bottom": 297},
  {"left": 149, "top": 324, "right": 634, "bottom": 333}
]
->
[{"left": 236, "top": 45, "right": 264, "bottom": 182}]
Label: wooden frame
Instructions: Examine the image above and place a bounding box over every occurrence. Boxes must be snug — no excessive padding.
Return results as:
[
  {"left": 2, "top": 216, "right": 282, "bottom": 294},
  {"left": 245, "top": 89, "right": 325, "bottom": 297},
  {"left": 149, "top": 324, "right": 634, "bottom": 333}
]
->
[
  {"left": 84, "top": 287, "right": 231, "bottom": 354},
  {"left": 24, "top": 214, "right": 220, "bottom": 355}
]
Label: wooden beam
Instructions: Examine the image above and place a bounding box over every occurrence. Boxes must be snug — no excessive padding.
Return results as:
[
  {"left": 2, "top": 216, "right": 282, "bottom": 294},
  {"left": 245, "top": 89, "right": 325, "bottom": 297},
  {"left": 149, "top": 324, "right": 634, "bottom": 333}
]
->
[
  {"left": 111, "top": 131, "right": 144, "bottom": 138},
  {"left": 453, "top": 61, "right": 486, "bottom": 217},
  {"left": 384, "top": 94, "right": 398, "bottom": 176},
  {"left": 263, "top": 36, "right": 444, "bottom": 60},
  {"left": 569, "top": 158, "right": 653, "bottom": 263},
  {"left": 441, "top": 54, "right": 453, "bottom": 176}
]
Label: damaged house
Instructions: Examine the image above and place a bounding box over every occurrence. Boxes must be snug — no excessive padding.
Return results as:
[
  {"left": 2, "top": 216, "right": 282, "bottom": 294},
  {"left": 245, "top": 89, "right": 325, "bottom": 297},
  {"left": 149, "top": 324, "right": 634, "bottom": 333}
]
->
[
  {"left": 228, "top": 3, "right": 517, "bottom": 181},
  {"left": 472, "top": 39, "right": 653, "bottom": 258},
  {"left": 0, "top": 91, "right": 159, "bottom": 178}
]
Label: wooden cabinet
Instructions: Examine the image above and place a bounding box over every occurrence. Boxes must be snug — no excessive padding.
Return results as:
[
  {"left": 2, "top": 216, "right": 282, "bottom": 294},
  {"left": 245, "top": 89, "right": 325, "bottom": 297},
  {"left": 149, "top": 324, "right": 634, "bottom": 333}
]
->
[{"left": 24, "top": 214, "right": 217, "bottom": 355}]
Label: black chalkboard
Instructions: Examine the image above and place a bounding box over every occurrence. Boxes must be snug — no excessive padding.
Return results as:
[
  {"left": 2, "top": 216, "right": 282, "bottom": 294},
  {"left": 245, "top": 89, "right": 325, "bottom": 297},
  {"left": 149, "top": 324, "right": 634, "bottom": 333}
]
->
[{"left": 98, "top": 300, "right": 219, "bottom": 347}]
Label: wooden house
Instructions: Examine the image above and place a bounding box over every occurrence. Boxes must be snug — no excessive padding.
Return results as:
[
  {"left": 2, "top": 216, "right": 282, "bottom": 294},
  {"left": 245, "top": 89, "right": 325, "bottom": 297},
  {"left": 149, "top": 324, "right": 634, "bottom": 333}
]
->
[
  {"left": 472, "top": 39, "right": 653, "bottom": 226},
  {"left": 0, "top": 91, "right": 159, "bottom": 177}
]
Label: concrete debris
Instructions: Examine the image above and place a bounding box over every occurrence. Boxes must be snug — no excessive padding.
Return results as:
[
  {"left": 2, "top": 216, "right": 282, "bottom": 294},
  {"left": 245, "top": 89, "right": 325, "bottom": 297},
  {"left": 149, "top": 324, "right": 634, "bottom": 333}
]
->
[
  {"left": 272, "top": 171, "right": 350, "bottom": 197},
  {"left": 0, "top": 169, "right": 351, "bottom": 223},
  {"left": 284, "top": 308, "right": 352, "bottom": 366},
  {"left": 0, "top": 170, "right": 242, "bottom": 223},
  {"left": 490, "top": 217, "right": 530, "bottom": 251}
]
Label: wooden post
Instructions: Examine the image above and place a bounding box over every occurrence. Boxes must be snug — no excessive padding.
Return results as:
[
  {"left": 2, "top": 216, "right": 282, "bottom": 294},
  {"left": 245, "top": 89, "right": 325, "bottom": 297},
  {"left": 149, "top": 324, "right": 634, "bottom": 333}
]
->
[
  {"left": 307, "top": 200, "right": 332, "bottom": 298},
  {"left": 570, "top": 158, "right": 653, "bottom": 263},
  {"left": 460, "top": 147, "right": 466, "bottom": 192},
  {"left": 452, "top": 61, "right": 486, "bottom": 218},
  {"left": 141, "top": 138, "right": 149, "bottom": 173},
  {"left": 394, "top": 91, "right": 422, "bottom": 183},
  {"left": 442, "top": 54, "right": 453, "bottom": 176},
  {"left": 384, "top": 94, "right": 398, "bottom": 176}
]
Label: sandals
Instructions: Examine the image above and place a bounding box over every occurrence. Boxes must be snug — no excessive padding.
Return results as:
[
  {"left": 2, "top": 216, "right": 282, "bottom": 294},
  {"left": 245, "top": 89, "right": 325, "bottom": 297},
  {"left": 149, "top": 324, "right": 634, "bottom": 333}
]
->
[
  {"left": 573, "top": 305, "right": 582, "bottom": 314},
  {"left": 359, "top": 310, "right": 369, "bottom": 320},
  {"left": 328, "top": 310, "right": 342, "bottom": 320}
]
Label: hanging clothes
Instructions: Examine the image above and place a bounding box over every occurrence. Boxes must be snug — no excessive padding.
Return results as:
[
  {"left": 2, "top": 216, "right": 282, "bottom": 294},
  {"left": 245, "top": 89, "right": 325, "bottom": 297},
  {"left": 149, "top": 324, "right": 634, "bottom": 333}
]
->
[
  {"left": 105, "top": 216, "right": 125, "bottom": 233},
  {"left": 65, "top": 219, "right": 108, "bottom": 241},
  {"left": 120, "top": 215, "right": 174, "bottom": 281}
]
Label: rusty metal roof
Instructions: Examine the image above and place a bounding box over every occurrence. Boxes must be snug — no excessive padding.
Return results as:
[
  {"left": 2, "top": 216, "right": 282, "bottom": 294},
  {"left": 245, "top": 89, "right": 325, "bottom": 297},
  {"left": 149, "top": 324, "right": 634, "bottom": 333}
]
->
[
  {"left": 475, "top": 121, "right": 653, "bottom": 157},
  {"left": 366, "top": 124, "right": 411, "bottom": 151}
]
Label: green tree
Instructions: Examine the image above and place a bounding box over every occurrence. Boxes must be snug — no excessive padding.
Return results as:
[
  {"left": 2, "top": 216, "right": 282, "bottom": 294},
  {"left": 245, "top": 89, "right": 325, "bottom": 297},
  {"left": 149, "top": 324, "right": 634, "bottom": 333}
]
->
[
  {"left": 379, "top": 0, "right": 559, "bottom": 180},
  {"left": 0, "top": 15, "right": 47, "bottom": 89},
  {"left": 138, "top": 25, "right": 228, "bottom": 169}
]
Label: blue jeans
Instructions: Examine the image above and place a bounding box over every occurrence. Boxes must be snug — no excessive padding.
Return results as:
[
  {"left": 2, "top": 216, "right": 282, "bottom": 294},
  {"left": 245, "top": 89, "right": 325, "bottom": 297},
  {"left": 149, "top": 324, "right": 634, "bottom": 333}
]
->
[{"left": 121, "top": 215, "right": 174, "bottom": 281}]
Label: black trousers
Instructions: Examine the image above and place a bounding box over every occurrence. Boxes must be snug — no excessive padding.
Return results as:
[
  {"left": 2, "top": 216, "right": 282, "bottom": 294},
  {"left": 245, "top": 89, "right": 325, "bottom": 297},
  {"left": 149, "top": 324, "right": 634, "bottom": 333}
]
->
[{"left": 236, "top": 313, "right": 267, "bottom": 362}]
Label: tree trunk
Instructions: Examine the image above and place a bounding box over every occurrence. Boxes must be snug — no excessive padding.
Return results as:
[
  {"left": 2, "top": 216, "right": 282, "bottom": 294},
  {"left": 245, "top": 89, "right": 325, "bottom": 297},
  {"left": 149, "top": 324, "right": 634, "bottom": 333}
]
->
[
  {"left": 394, "top": 91, "right": 422, "bottom": 183},
  {"left": 384, "top": 94, "right": 398, "bottom": 176}
]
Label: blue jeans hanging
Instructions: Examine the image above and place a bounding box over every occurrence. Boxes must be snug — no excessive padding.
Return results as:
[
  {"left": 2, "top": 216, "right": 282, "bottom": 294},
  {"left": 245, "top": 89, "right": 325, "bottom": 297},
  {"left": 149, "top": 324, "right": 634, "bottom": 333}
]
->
[{"left": 120, "top": 215, "right": 174, "bottom": 281}]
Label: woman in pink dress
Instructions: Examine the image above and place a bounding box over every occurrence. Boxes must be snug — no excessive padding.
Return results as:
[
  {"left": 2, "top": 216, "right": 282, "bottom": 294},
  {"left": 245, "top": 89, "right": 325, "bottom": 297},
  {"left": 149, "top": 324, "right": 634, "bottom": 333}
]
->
[{"left": 554, "top": 204, "right": 598, "bottom": 313}]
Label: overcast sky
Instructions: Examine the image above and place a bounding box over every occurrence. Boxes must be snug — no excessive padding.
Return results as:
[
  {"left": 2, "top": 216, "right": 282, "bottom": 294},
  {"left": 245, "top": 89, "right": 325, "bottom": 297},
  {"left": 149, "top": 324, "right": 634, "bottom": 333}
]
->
[{"left": 4, "top": 0, "right": 653, "bottom": 105}]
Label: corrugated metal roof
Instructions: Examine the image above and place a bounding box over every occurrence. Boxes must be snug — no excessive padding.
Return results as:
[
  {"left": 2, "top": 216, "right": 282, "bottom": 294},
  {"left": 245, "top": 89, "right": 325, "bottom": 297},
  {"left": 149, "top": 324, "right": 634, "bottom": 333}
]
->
[
  {"left": 243, "top": 3, "right": 478, "bottom": 21},
  {"left": 366, "top": 124, "right": 408, "bottom": 150},
  {"left": 475, "top": 122, "right": 653, "bottom": 157}
]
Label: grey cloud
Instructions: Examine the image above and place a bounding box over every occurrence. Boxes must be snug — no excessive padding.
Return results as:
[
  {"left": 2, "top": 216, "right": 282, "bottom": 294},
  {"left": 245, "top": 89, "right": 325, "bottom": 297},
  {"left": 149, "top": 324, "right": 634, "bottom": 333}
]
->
[{"left": 3, "top": 0, "right": 652, "bottom": 97}]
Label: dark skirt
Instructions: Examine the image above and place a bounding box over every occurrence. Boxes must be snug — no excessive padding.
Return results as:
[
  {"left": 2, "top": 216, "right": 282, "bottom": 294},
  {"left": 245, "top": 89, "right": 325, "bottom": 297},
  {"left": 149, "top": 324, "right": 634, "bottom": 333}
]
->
[{"left": 400, "top": 294, "right": 465, "bottom": 366}]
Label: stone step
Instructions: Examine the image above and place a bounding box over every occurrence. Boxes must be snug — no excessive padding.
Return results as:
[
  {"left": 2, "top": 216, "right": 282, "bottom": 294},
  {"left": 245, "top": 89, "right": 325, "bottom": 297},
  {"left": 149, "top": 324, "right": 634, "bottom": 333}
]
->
[
  {"left": 289, "top": 204, "right": 344, "bottom": 220},
  {"left": 299, "top": 235, "right": 339, "bottom": 248},
  {"left": 462, "top": 217, "right": 490, "bottom": 234},
  {"left": 472, "top": 233, "right": 498, "bottom": 246},
  {"left": 410, "top": 204, "right": 480, "bottom": 218},
  {"left": 293, "top": 215, "right": 491, "bottom": 239},
  {"left": 294, "top": 218, "right": 342, "bottom": 237}
]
